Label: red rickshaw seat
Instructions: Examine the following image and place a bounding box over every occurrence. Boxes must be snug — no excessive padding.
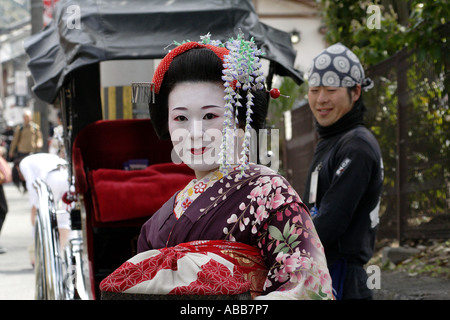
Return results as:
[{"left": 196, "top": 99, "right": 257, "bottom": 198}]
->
[{"left": 72, "top": 119, "right": 194, "bottom": 223}]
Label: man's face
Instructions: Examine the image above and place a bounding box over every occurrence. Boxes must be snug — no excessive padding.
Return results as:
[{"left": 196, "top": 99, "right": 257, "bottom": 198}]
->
[
  {"left": 23, "top": 113, "right": 31, "bottom": 125},
  {"left": 307, "top": 85, "right": 361, "bottom": 127}
]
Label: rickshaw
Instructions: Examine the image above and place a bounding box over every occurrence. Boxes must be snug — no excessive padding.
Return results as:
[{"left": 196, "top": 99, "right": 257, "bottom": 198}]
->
[{"left": 24, "top": 0, "right": 303, "bottom": 300}]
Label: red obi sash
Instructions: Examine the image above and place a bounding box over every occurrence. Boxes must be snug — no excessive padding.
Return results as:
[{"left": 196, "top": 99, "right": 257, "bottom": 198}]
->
[{"left": 100, "top": 240, "right": 268, "bottom": 299}]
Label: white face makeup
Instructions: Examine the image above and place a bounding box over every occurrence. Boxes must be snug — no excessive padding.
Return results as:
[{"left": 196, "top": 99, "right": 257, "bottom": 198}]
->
[{"left": 168, "top": 82, "right": 226, "bottom": 179}]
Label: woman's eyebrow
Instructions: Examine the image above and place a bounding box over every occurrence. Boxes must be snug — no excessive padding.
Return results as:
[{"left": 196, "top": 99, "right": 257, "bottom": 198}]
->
[
  {"left": 202, "top": 105, "right": 222, "bottom": 110},
  {"left": 170, "top": 106, "right": 188, "bottom": 111},
  {"left": 170, "top": 105, "right": 222, "bottom": 112}
]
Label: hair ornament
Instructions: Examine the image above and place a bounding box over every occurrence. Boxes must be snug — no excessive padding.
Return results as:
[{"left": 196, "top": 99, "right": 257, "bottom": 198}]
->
[
  {"left": 268, "top": 88, "right": 290, "bottom": 99},
  {"left": 133, "top": 32, "right": 271, "bottom": 177},
  {"left": 217, "top": 32, "right": 266, "bottom": 176}
]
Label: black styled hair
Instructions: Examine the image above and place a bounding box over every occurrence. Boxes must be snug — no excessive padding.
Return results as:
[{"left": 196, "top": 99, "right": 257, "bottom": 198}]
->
[{"left": 149, "top": 48, "right": 269, "bottom": 139}]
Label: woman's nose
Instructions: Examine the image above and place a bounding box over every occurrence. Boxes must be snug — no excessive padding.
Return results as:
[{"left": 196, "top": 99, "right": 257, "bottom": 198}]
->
[{"left": 190, "top": 120, "right": 204, "bottom": 140}]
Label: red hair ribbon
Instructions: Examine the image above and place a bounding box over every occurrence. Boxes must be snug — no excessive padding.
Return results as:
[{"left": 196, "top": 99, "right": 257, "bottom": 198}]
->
[{"left": 152, "top": 42, "right": 230, "bottom": 94}]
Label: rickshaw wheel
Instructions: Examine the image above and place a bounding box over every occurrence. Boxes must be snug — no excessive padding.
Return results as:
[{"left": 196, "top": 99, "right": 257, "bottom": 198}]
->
[
  {"left": 33, "top": 180, "right": 65, "bottom": 300},
  {"left": 34, "top": 217, "right": 48, "bottom": 300}
]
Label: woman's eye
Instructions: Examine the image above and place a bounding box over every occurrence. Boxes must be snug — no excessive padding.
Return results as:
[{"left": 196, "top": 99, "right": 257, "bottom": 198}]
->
[
  {"left": 203, "top": 113, "right": 218, "bottom": 120},
  {"left": 174, "top": 115, "right": 187, "bottom": 121}
]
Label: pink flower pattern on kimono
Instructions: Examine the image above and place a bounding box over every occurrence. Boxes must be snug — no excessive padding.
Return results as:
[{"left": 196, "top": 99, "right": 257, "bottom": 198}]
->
[
  {"left": 137, "top": 163, "right": 333, "bottom": 299},
  {"left": 217, "top": 165, "right": 333, "bottom": 299}
]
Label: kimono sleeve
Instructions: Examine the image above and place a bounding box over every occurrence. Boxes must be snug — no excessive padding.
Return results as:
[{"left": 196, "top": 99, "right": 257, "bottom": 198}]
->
[
  {"left": 137, "top": 194, "right": 178, "bottom": 252},
  {"left": 252, "top": 178, "right": 333, "bottom": 300}
]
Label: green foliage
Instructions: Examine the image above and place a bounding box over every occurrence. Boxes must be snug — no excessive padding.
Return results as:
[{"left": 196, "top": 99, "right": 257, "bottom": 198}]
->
[
  {"left": 318, "top": 0, "right": 449, "bottom": 225},
  {"left": 319, "top": 0, "right": 449, "bottom": 72}
]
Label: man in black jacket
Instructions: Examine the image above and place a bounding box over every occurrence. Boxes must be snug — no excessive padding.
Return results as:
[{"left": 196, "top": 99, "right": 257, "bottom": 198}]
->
[{"left": 303, "top": 43, "right": 384, "bottom": 299}]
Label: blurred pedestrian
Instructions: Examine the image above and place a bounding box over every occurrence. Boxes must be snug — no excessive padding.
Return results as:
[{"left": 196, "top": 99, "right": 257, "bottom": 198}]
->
[
  {"left": 9, "top": 109, "right": 43, "bottom": 161},
  {"left": 0, "top": 146, "right": 11, "bottom": 254},
  {"left": 9, "top": 109, "right": 43, "bottom": 192},
  {"left": 18, "top": 153, "right": 69, "bottom": 265},
  {"left": 49, "top": 111, "right": 65, "bottom": 158},
  {"left": 1, "top": 121, "right": 15, "bottom": 162},
  {"left": 303, "top": 43, "right": 384, "bottom": 300}
]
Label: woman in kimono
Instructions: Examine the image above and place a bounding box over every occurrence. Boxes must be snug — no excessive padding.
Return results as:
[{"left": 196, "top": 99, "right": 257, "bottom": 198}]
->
[{"left": 101, "top": 34, "right": 333, "bottom": 300}]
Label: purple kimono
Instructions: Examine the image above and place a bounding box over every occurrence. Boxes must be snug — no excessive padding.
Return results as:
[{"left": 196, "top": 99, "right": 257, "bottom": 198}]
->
[{"left": 138, "top": 164, "right": 333, "bottom": 299}]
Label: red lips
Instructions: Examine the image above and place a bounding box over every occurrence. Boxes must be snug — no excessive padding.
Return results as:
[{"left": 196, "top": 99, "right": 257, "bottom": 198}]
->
[{"left": 191, "top": 147, "right": 207, "bottom": 155}]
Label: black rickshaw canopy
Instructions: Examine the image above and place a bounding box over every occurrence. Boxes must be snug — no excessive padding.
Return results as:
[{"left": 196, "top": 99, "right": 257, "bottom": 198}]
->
[{"left": 25, "top": 0, "right": 303, "bottom": 104}]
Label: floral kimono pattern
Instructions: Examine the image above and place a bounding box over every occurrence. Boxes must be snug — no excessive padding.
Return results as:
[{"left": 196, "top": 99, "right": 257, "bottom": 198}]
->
[{"left": 137, "top": 164, "right": 333, "bottom": 299}]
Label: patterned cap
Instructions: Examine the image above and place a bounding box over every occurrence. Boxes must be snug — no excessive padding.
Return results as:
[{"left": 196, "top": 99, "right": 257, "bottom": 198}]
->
[{"left": 306, "top": 43, "right": 373, "bottom": 91}]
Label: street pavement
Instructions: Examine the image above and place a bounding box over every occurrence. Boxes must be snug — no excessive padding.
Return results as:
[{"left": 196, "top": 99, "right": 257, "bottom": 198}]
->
[{"left": 0, "top": 182, "right": 35, "bottom": 300}]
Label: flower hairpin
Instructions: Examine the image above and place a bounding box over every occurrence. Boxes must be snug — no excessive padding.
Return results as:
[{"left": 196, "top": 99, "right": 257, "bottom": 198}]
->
[{"left": 217, "top": 32, "right": 265, "bottom": 176}]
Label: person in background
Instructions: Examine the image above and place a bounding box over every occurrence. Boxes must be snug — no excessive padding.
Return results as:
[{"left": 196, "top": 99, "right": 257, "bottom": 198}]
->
[
  {"left": 9, "top": 109, "right": 43, "bottom": 161},
  {"left": 18, "top": 153, "right": 70, "bottom": 265},
  {"left": 2, "top": 121, "right": 15, "bottom": 162},
  {"left": 0, "top": 147, "right": 10, "bottom": 254},
  {"left": 9, "top": 110, "right": 44, "bottom": 193},
  {"left": 49, "top": 111, "right": 65, "bottom": 158},
  {"left": 302, "top": 43, "right": 384, "bottom": 300}
]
